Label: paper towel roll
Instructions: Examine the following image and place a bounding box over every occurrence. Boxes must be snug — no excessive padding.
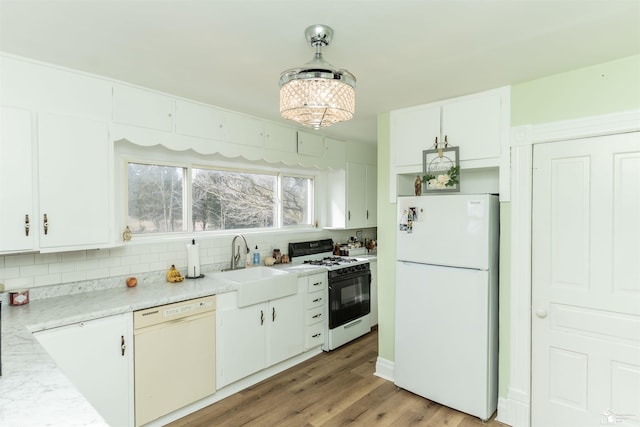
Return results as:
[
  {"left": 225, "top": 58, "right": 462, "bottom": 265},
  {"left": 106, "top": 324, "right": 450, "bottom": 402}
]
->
[{"left": 187, "top": 242, "right": 201, "bottom": 278}]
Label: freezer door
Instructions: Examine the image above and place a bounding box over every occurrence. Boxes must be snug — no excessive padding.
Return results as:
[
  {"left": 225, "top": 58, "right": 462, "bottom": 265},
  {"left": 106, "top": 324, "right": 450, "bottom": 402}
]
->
[
  {"left": 394, "top": 261, "right": 498, "bottom": 420},
  {"left": 396, "top": 194, "right": 498, "bottom": 270}
]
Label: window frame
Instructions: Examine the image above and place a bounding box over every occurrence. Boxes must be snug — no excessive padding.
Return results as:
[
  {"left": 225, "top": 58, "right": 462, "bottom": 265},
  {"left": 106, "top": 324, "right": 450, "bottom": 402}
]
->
[{"left": 117, "top": 142, "right": 319, "bottom": 241}]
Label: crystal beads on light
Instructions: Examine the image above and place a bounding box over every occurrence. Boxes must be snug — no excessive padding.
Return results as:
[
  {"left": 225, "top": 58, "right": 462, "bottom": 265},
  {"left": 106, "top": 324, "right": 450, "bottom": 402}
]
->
[
  {"left": 280, "top": 78, "right": 355, "bottom": 129},
  {"left": 279, "top": 25, "right": 356, "bottom": 129}
]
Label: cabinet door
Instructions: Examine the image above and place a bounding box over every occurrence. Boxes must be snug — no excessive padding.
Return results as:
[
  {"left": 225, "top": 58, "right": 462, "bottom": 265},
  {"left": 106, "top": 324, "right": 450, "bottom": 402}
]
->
[
  {"left": 347, "top": 162, "right": 367, "bottom": 228},
  {"left": 37, "top": 113, "right": 111, "bottom": 250},
  {"left": 217, "top": 304, "right": 266, "bottom": 388},
  {"left": 0, "top": 107, "right": 36, "bottom": 253},
  {"left": 297, "top": 131, "right": 324, "bottom": 157},
  {"left": 365, "top": 164, "right": 377, "bottom": 227},
  {"left": 112, "top": 85, "right": 174, "bottom": 132},
  {"left": 268, "top": 292, "right": 305, "bottom": 366},
  {"left": 34, "top": 313, "right": 134, "bottom": 427},
  {"left": 223, "top": 112, "right": 264, "bottom": 147},
  {"left": 442, "top": 93, "right": 502, "bottom": 161},
  {"left": 174, "top": 100, "right": 223, "bottom": 140},
  {"left": 264, "top": 122, "right": 296, "bottom": 152},
  {"left": 391, "top": 104, "right": 440, "bottom": 167},
  {"left": 324, "top": 137, "right": 347, "bottom": 169}
]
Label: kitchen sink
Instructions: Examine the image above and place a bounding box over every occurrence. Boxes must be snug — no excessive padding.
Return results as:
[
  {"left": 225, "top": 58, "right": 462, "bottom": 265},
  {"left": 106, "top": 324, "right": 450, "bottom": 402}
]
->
[{"left": 213, "top": 267, "right": 297, "bottom": 307}]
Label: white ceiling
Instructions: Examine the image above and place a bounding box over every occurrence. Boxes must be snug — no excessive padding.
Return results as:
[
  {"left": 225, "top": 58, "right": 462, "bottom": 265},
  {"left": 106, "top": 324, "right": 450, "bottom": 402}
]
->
[{"left": 1, "top": 0, "right": 639, "bottom": 145}]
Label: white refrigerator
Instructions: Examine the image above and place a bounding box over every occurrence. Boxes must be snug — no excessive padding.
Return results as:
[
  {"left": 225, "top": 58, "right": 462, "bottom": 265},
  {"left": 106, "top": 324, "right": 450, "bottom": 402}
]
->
[{"left": 394, "top": 194, "right": 499, "bottom": 421}]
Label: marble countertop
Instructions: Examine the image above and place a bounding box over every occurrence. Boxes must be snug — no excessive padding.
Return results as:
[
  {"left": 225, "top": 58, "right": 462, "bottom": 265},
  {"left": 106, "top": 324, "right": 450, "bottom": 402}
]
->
[{"left": 0, "top": 265, "right": 325, "bottom": 427}]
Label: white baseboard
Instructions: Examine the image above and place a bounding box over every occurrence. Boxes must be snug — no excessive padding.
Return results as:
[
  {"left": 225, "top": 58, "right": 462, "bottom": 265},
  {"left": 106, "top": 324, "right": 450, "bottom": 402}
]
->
[
  {"left": 374, "top": 356, "right": 394, "bottom": 382},
  {"left": 497, "top": 394, "right": 530, "bottom": 427}
]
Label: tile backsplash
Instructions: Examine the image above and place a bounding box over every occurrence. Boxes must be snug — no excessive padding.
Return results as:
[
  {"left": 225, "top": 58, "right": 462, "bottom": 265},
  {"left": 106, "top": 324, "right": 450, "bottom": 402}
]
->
[{"left": 0, "top": 228, "right": 377, "bottom": 299}]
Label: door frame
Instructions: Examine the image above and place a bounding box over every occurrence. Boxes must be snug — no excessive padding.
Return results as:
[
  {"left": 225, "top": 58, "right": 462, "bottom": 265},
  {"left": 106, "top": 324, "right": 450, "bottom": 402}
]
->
[{"left": 497, "top": 109, "right": 640, "bottom": 427}]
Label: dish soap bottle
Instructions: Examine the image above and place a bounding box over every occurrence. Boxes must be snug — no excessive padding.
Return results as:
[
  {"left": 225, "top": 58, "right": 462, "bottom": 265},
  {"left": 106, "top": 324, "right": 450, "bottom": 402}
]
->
[{"left": 253, "top": 246, "right": 260, "bottom": 265}]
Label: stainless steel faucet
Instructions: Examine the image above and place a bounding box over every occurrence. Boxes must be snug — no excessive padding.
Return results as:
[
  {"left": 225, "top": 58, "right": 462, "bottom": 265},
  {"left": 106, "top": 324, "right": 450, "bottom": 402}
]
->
[{"left": 230, "top": 234, "right": 250, "bottom": 270}]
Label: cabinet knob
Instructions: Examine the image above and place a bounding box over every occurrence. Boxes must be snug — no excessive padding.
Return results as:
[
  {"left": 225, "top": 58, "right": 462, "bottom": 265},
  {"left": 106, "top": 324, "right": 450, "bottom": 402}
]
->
[
  {"left": 260, "top": 310, "right": 264, "bottom": 325},
  {"left": 121, "top": 335, "right": 126, "bottom": 356},
  {"left": 25, "top": 214, "right": 30, "bottom": 236},
  {"left": 43, "top": 213, "right": 49, "bottom": 235},
  {"left": 272, "top": 306, "right": 276, "bottom": 322}
]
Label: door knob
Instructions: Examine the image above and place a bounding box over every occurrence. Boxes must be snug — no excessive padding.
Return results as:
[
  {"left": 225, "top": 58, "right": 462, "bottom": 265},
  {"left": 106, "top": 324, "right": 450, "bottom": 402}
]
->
[{"left": 535, "top": 309, "right": 548, "bottom": 318}]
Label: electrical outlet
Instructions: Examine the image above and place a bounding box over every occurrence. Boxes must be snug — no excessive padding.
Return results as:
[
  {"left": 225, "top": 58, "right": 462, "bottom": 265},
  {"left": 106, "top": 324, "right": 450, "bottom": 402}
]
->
[
  {"left": 0, "top": 282, "right": 5, "bottom": 292},
  {"left": 355, "top": 230, "right": 363, "bottom": 241}
]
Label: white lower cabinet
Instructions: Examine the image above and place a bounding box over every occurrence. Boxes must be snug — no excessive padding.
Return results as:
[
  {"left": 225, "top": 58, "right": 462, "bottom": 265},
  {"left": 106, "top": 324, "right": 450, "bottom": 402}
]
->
[
  {"left": 34, "top": 313, "right": 134, "bottom": 427},
  {"left": 216, "top": 283, "right": 305, "bottom": 388},
  {"left": 302, "top": 272, "right": 328, "bottom": 349}
]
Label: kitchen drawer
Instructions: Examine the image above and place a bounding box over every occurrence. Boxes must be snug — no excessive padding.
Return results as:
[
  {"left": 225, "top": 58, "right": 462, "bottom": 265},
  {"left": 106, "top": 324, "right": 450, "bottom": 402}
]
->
[
  {"left": 307, "top": 276, "right": 326, "bottom": 293},
  {"left": 305, "top": 325, "right": 324, "bottom": 349},
  {"left": 306, "top": 306, "right": 326, "bottom": 326},
  {"left": 306, "top": 290, "right": 325, "bottom": 309}
]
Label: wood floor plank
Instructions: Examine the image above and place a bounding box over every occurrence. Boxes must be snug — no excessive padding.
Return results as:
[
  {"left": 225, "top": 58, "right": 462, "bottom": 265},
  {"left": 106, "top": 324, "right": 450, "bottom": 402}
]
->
[{"left": 167, "top": 329, "right": 509, "bottom": 427}]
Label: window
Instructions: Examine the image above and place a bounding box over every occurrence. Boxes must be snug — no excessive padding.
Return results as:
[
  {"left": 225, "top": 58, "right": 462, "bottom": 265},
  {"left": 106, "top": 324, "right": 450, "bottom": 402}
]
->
[
  {"left": 192, "top": 169, "right": 277, "bottom": 231},
  {"left": 128, "top": 163, "right": 185, "bottom": 233},
  {"left": 127, "top": 162, "right": 314, "bottom": 234}
]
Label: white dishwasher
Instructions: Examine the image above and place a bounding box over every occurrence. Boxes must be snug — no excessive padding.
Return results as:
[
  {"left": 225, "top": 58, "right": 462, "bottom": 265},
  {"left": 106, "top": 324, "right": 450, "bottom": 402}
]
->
[{"left": 134, "top": 295, "right": 216, "bottom": 426}]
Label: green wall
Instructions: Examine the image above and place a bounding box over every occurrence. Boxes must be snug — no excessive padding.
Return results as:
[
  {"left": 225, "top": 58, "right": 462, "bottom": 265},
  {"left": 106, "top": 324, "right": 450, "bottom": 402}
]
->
[
  {"left": 511, "top": 54, "right": 640, "bottom": 125},
  {"left": 377, "top": 53, "right": 640, "bottom": 400},
  {"left": 376, "top": 112, "right": 396, "bottom": 361}
]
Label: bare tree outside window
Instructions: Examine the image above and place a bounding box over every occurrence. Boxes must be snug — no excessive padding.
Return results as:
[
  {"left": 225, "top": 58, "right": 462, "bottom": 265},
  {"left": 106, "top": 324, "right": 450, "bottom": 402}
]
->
[
  {"left": 127, "top": 162, "right": 314, "bottom": 234},
  {"left": 283, "top": 176, "right": 313, "bottom": 226},
  {"left": 128, "top": 163, "right": 184, "bottom": 233},
  {"left": 192, "top": 169, "right": 277, "bottom": 231}
]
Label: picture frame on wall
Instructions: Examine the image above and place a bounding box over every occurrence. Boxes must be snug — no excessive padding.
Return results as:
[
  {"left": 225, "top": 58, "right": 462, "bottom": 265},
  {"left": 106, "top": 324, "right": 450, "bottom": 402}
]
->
[{"left": 422, "top": 146, "right": 460, "bottom": 193}]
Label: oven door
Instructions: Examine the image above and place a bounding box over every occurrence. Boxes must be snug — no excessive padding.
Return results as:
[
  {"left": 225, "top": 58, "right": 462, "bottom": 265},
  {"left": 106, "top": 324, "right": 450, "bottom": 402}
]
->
[{"left": 328, "top": 270, "right": 371, "bottom": 329}]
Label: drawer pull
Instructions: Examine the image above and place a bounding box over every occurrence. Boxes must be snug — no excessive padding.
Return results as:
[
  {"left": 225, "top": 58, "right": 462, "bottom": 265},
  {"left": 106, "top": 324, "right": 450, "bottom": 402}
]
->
[
  {"left": 312, "top": 282, "right": 322, "bottom": 287},
  {"left": 312, "top": 333, "right": 322, "bottom": 338},
  {"left": 312, "top": 298, "right": 322, "bottom": 303},
  {"left": 312, "top": 313, "right": 322, "bottom": 319}
]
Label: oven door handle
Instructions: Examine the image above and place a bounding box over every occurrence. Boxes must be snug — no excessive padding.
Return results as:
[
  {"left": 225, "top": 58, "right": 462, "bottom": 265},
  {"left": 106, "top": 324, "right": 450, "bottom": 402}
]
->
[{"left": 345, "top": 319, "right": 363, "bottom": 329}]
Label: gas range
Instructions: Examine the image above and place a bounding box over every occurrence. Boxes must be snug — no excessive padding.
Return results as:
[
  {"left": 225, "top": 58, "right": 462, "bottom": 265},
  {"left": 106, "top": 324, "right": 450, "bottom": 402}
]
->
[
  {"left": 288, "top": 239, "right": 369, "bottom": 272},
  {"left": 289, "top": 238, "right": 372, "bottom": 351}
]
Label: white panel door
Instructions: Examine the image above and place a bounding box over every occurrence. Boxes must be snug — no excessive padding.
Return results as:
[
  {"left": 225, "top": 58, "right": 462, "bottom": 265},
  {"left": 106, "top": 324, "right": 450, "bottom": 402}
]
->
[{"left": 532, "top": 132, "right": 640, "bottom": 427}]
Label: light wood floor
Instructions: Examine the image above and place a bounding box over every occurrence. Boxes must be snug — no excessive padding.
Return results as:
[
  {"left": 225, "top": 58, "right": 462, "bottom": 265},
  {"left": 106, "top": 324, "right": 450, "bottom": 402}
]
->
[{"left": 168, "top": 328, "right": 508, "bottom": 427}]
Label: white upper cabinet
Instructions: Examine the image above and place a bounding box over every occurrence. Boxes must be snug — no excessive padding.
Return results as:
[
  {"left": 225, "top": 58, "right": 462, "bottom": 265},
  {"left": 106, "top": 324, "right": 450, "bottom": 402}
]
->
[
  {"left": 346, "top": 162, "right": 367, "bottom": 228},
  {"left": 0, "top": 56, "right": 112, "bottom": 120},
  {"left": 442, "top": 92, "right": 502, "bottom": 161},
  {"left": 324, "top": 137, "right": 347, "bottom": 169},
  {"left": 222, "top": 112, "right": 264, "bottom": 147},
  {"left": 37, "top": 113, "right": 112, "bottom": 251},
  {"left": 391, "top": 87, "right": 506, "bottom": 168},
  {"left": 174, "top": 100, "right": 224, "bottom": 140},
  {"left": 112, "top": 84, "right": 174, "bottom": 132},
  {"left": 392, "top": 104, "right": 440, "bottom": 167},
  {"left": 297, "top": 131, "right": 325, "bottom": 157},
  {"left": 365, "top": 164, "right": 377, "bottom": 226},
  {"left": 264, "top": 122, "right": 297, "bottom": 152},
  {"left": 326, "top": 142, "right": 377, "bottom": 229},
  {"left": 0, "top": 107, "right": 36, "bottom": 253}
]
